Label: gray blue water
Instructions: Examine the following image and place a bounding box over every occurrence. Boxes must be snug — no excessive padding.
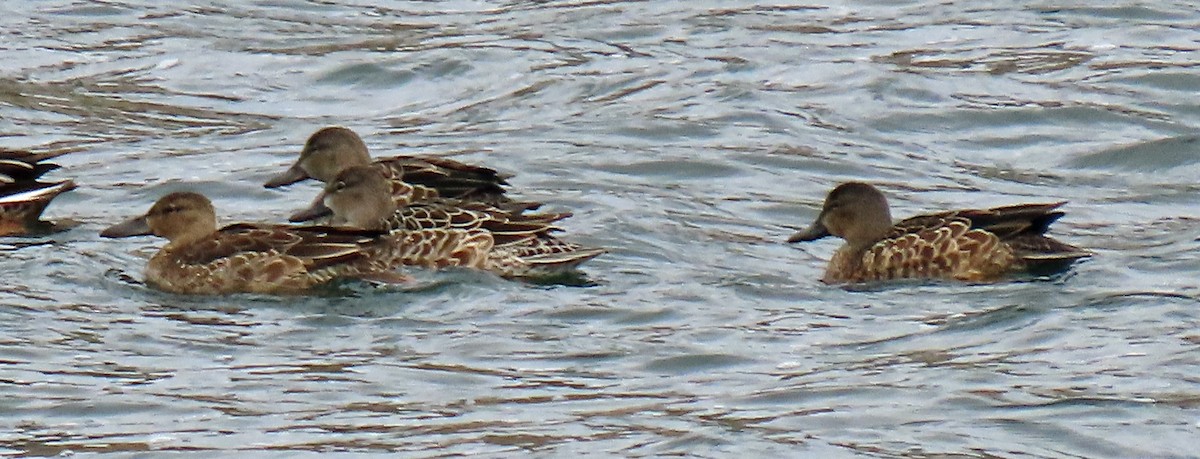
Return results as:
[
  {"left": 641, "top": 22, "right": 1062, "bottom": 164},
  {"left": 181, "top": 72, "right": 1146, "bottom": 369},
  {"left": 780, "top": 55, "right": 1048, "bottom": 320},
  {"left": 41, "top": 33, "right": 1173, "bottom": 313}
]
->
[{"left": 2, "top": 1, "right": 1199, "bottom": 457}]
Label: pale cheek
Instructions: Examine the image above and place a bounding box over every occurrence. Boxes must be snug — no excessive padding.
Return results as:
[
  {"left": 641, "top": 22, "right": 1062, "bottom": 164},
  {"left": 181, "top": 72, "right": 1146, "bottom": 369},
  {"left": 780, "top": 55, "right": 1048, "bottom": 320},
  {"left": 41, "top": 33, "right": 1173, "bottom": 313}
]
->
[
  {"left": 327, "top": 194, "right": 356, "bottom": 215},
  {"left": 352, "top": 208, "right": 372, "bottom": 227},
  {"left": 823, "top": 215, "right": 845, "bottom": 238},
  {"left": 320, "top": 158, "right": 339, "bottom": 176},
  {"left": 299, "top": 157, "right": 319, "bottom": 176}
]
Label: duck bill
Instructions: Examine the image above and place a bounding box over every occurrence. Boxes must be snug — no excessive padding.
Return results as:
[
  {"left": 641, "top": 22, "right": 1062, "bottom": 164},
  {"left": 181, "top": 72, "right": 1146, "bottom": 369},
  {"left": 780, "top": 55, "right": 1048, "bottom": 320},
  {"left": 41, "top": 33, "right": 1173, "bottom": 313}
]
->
[
  {"left": 787, "top": 220, "right": 830, "bottom": 243},
  {"left": 263, "top": 162, "right": 310, "bottom": 188},
  {"left": 288, "top": 193, "right": 333, "bottom": 223},
  {"left": 100, "top": 215, "right": 152, "bottom": 238}
]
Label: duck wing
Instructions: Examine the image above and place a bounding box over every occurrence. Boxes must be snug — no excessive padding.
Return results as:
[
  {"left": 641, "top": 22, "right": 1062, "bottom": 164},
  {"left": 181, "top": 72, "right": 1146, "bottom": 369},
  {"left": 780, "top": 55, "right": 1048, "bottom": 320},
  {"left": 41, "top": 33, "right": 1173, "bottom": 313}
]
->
[
  {"left": 174, "top": 223, "right": 388, "bottom": 269},
  {"left": 376, "top": 156, "right": 512, "bottom": 203}
]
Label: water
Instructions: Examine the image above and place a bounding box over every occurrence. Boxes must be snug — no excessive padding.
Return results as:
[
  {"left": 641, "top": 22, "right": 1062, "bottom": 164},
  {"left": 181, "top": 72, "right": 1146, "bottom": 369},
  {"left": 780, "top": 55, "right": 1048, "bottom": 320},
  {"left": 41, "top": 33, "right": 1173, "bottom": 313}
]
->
[{"left": 2, "top": 1, "right": 1199, "bottom": 457}]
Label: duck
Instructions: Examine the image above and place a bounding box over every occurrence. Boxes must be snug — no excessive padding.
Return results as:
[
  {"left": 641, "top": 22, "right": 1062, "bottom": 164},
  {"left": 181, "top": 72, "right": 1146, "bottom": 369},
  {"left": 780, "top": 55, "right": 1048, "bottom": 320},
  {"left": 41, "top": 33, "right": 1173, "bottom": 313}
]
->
[
  {"left": 264, "top": 126, "right": 536, "bottom": 222},
  {"left": 100, "top": 192, "right": 492, "bottom": 295},
  {"left": 324, "top": 165, "right": 606, "bottom": 278},
  {"left": 787, "top": 182, "right": 1091, "bottom": 284},
  {"left": 0, "top": 149, "right": 76, "bottom": 236}
]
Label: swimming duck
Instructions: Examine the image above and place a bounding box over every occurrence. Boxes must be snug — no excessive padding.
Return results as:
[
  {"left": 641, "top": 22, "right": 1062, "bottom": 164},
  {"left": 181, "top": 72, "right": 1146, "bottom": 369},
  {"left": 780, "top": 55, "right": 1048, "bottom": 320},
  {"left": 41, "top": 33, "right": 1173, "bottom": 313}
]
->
[
  {"left": 0, "top": 149, "right": 76, "bottom": 236},
  {"left": 264, "top": 126, "right": 534, "bottom": 222},
  {"left": 100, "top": 192, "right": 491, "bottom": 294},
  {"left": 325, "top": 165, "right": 605, "bottom": 278},
  {"left": 787, "top": 182, "right": 1091, "bottom": 283}
]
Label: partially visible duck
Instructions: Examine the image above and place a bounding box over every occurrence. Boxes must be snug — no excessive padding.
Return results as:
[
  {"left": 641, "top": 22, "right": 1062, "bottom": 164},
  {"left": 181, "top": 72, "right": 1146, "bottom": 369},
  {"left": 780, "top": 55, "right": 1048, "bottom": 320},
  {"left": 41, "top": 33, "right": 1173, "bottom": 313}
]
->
[
  {"left": 264, "top": 126, "right": 534, "bottom": 222},
  {"left": 787, "top": 182, "right": 1091, "bottom": 284},
  {"left": 0, "top": 149, "right": 76, "bottom": 236},
  {"left": 325, "top": 166, "right": 605, "bottom": 278}
]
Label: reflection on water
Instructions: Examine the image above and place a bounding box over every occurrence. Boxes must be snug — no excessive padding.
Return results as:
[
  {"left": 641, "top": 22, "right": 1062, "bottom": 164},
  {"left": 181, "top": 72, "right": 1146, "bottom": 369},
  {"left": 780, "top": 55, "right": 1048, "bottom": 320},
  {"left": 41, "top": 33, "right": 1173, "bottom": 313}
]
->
[{"left": 1, "top": 0, "right": 1199, "bottom": 457}]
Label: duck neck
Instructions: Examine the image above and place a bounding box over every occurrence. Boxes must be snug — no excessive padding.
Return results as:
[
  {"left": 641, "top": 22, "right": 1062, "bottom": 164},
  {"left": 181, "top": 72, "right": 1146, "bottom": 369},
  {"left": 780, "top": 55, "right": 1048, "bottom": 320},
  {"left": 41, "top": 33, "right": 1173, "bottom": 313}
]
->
[
  {"left": 161, "top": 216, "right": 217, "bottom": 250},
  {"left": 332, "top": 192, "right": 395, "bottom": 231},
  {"left": 163, "top": 230, "right": 211, "bottom": 251},
  {"left": 826, "top": 244, "right": 867, "bottom": 283}
]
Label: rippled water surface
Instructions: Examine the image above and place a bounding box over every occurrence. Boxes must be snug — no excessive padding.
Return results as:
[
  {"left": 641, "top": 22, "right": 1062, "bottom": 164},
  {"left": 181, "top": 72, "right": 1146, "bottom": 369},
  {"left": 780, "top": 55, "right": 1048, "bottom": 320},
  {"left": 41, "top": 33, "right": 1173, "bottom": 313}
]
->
[{"left": 3, "top": 1, "right": 1200, "bottom": 457}]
